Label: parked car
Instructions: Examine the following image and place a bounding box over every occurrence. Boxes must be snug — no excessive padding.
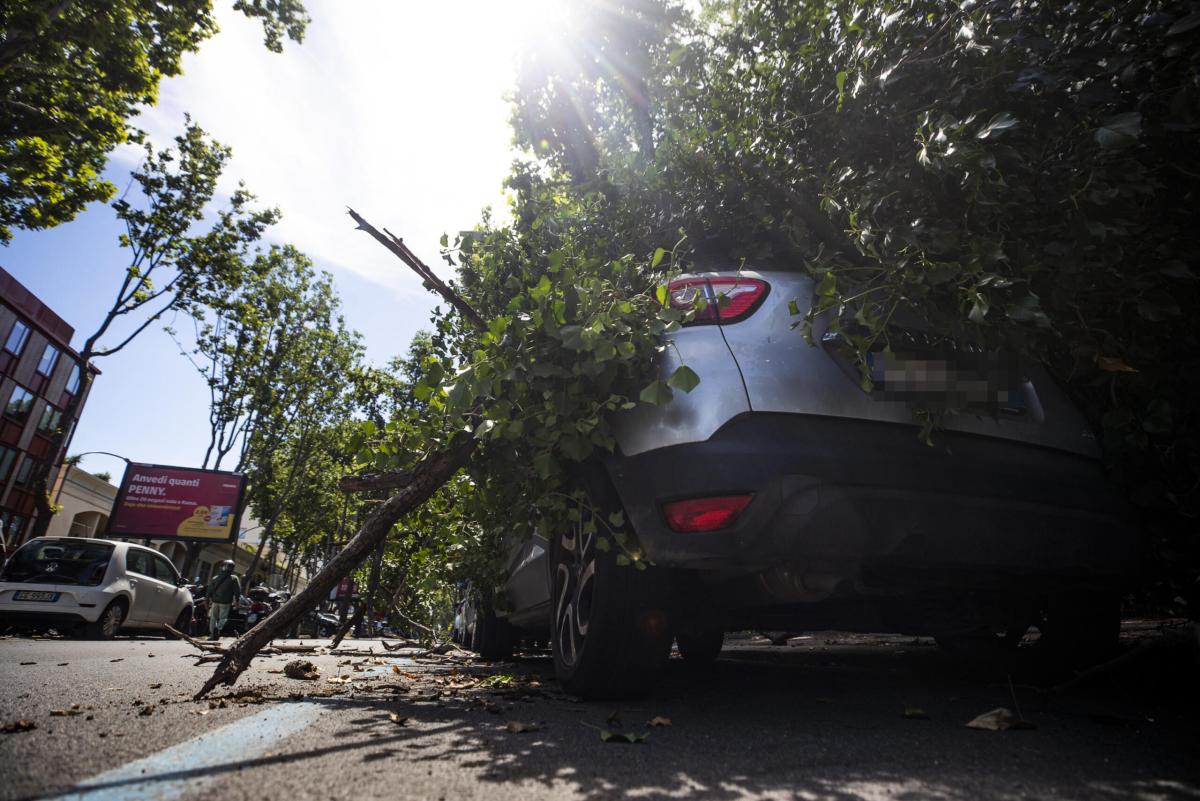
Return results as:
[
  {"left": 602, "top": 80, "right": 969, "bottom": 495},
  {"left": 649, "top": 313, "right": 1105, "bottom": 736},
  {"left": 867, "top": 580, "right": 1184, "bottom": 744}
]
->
[
  {"left": 0, "top": 537, "right": 194, "bottom": 639},
  {"left": 469, "top": 270, "right": 1138, "bottom": 698}
]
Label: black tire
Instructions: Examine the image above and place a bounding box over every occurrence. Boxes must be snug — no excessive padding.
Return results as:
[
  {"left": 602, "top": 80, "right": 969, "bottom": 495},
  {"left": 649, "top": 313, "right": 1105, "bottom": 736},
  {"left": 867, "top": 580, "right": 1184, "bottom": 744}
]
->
[
  {"left": 471, "top": 599, "right": 513, "bottom": 661},
  {"left": 318, "top": 624, "right": 333, "bottom": 638},
  {"left": 165, "top": 608, "right": 192, "bottom": 638},
  {"left": 550, "top": 483, "right": 674, "bottom": 699},
  {"left": 86, "top": 600, "right": 126, "bottom": 640},
  {"left": 676, "top": 625, "right": 724, "bottom": 665},
  {"left": 1036, "top": 593, "right": 1122, "bottom": 670}
]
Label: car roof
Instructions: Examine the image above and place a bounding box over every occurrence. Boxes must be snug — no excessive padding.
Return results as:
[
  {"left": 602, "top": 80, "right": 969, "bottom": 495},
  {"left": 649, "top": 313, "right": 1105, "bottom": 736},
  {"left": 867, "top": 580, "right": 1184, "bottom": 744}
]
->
[{"left": 29, "top": 536, "right": 120, "bottom": 547}]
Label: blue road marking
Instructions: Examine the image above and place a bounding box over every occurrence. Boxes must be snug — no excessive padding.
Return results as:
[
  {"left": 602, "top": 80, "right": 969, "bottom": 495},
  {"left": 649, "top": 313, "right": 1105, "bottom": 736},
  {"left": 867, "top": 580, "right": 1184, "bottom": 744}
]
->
[{"left": 42, "top": 702, "right": 325, "bottom": 801}]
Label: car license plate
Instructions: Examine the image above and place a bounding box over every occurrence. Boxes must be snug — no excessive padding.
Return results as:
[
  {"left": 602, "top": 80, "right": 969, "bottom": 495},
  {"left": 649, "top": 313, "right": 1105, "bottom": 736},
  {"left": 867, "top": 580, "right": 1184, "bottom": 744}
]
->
[{"left": 12, "top": 591, "right": 60, "bottom": 602}]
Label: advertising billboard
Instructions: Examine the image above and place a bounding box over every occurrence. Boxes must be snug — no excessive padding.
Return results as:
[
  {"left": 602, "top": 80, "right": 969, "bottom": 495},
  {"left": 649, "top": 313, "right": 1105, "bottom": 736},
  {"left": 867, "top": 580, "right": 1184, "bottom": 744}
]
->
[{"left": 106, "top": 463, "right": 247, "bottom": 543}]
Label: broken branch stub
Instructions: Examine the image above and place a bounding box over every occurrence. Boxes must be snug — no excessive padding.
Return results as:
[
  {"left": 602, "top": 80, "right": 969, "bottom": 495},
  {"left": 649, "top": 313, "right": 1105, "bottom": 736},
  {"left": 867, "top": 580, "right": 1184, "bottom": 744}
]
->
[{"left": 194, "top": 439, "right": 476, "bottom": 699}]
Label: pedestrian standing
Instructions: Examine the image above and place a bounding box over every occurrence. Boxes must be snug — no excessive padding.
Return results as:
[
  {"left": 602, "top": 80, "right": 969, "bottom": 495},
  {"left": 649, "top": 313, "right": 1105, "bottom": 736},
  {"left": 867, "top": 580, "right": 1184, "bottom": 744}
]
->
[{"left": 207, "top": 560, "right": 241, "bottom": 640}]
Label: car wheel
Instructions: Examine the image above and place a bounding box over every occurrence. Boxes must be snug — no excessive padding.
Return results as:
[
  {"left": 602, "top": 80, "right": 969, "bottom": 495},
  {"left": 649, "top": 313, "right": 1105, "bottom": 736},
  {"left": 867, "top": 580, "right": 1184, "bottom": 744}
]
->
[
  {"left": 470, "top": 598, "right": 513, "bottom": 660},
  {"left": 318, "top": 624, "right": 333, "bottom": 638},
  {"left": 676, "top": 625, "right": 724, "bottom": 665},
  {"left": 550, "top": 485, "right": 674, "bottom": 699},
  {"left": 165, "top": 609, "right": 192, "bottom": 638},
  {"left": 1035, "top": 592, "right": 1121, "bottom": 670},
  {"left": 86, "top": 600, "right": 126, "bottom": 640}
]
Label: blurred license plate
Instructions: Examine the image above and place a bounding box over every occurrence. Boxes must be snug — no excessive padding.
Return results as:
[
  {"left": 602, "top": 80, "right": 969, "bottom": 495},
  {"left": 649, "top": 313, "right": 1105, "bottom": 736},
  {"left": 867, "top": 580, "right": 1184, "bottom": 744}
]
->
[{"left": 13, "top": 591, "right": 59, "bottom": 602}]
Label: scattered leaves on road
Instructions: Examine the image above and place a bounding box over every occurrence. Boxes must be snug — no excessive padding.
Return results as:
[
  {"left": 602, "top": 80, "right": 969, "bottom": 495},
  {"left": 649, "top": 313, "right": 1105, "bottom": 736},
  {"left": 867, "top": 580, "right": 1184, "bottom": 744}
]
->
[
  {"left": 1, "top": 720, "right": 36, "bottom": 733},
  {"left": 109, "top": 658, "right": 123, "bottom": 663},
  {"left": 283, "top": 660, "right": 320, "bottom": 680},
  {"left": 505, "top": 720, "right": 542, "bottom": 733},
  {"left": 388, "top": 713, "right": 408, "bottom": 726},
  {"left": 137, "top": 706, "right": 154, "bottom": 717},
  {"left": 56, "top": 662, "right": 69, "bottom": 667},
  {"left": 600, "top": 729, "right": 646, "bottom": 744},
  {"left": 149, "top": 683, "right": 162, "bottom": 689},
  {"left": 965, "top": 707, "right": 1036, "bottom": 731},
  {"left": 327, "top": 676, "right": 353, "bottom": 685},
  {"left": 18, "top": 661, "right": 35, "bottom": 666},
  {"left": 647, "top": 716, "right": 672, "bottom": 727},
  {"left": 903, "top": 707, "right": 930, "bottom": 720}
]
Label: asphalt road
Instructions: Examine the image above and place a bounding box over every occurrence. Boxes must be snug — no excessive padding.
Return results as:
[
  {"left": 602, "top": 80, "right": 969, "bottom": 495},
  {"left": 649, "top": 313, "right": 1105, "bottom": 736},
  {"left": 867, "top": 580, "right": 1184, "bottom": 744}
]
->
[{"left": 1, "top": 625, "right": 1198, "bottom": 801}]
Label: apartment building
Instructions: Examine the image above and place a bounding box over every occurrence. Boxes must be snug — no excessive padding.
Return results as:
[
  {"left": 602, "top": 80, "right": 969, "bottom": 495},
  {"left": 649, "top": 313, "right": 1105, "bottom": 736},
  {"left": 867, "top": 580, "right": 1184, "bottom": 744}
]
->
[{"left": 0, "top": 266, "right": 97, "bottom": 549}]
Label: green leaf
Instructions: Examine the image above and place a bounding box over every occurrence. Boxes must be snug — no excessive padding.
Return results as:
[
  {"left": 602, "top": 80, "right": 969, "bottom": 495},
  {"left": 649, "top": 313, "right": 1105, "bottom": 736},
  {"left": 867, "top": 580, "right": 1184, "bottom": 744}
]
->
[
  {"left": 655, "top": 284, "right": 669, "bottom": 306},
  {"left": 976, "top": 112, "right": 1019, "bottom": 139},
  {"left": 607, "top": 511, "right": 625, "bottom": 528},
  {"left": 439, "top": 233, "right": 449, "bottom": 247},
  {"left": 651, "top": 247, "right": 667, "bottom": 268},
  {"left": 530, "top": 274, "right": 553, "bottom": 301},
  {"left": 815, "top": 272, "right": 837, "bottom": 298},
  {"left": 667, "top": 365, "right": 701, "bottom": 393},
  {"left": 639, "top": 380, "right": 674, "bottom": 405},
  {"left": 835, "top": 70, "right": 848, "bottom": 111},
  {"left": 615, "top": 553, "right": 631, "bottom": 567},
  {"left": 787, "top": 299, "right": 801, "bottom": 316}
]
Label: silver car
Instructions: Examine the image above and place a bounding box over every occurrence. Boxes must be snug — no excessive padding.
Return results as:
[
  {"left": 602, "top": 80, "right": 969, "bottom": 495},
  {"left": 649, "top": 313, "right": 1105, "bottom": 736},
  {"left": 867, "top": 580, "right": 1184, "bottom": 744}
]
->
[
  {"left": 468, "top": 270, "right": 1136, "bottom": 698},
  {"left": 0, "top": 537, "right": 194, "bottom": 638}
]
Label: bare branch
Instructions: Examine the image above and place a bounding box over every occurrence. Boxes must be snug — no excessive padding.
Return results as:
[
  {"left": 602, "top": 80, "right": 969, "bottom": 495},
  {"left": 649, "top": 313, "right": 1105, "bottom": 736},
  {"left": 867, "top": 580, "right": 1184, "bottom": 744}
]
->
[
  {"left": 338, "top": 469, "right": 415, "bottom": 493},
  {"left": 195, "top": 438, "right": 476, "bottom": 698},
  {"left": 347, "top": 208, "right": 487, "bottom": 331}
]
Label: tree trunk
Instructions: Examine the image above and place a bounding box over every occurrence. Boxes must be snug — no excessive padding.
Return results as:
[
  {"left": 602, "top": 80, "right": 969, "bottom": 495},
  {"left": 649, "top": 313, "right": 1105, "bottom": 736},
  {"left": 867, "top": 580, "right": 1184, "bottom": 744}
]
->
[{"left": 194, "top": 439, "right": 474, "bottom": 698}]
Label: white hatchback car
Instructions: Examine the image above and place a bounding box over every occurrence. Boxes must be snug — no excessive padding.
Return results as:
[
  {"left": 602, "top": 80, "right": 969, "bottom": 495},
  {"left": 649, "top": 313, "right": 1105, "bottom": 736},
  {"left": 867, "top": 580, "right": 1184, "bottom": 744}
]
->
[{"left": 0, "top": 537, "right": 194, "bottom": 638}]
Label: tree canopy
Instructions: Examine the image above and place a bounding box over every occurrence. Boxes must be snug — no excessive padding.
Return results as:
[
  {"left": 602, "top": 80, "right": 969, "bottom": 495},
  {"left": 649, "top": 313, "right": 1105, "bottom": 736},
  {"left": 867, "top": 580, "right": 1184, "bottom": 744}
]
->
[{"left": 0, "top": 0, "right": 309, "bottom": 243}]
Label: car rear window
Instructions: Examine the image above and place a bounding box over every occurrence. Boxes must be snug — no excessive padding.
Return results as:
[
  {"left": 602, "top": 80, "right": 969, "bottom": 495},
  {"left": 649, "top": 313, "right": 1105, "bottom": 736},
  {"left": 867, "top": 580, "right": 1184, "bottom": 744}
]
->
[{"left": 1, "top": 540, "right": 114, "bottom": 585}]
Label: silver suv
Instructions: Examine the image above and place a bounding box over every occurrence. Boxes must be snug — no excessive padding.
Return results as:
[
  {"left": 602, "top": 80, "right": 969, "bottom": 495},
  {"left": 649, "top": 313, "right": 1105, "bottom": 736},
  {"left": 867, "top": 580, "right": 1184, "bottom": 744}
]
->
[
  {"left": 0, "top": 537, "right": 194, "bottom": 638},
  {"left": 468, "top": 271, "right": 1136, "bottom": 698}
]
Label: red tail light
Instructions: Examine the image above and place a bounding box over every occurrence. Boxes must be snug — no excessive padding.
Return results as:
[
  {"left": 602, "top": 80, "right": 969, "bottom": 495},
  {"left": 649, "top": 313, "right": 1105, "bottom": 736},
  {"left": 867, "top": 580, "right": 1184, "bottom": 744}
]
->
[
  {"left": 662, "top": 494, "right": 754, "bottom": 532},
  {"left": 667, "top": 277, "right": 769, "bottom": 326}
]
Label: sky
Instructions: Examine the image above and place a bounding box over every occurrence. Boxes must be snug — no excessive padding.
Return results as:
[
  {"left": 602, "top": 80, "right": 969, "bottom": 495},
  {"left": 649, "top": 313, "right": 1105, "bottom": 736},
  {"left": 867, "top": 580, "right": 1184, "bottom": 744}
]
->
[{"left": 1, "top": 0, "right": 555, "bottom": 485}]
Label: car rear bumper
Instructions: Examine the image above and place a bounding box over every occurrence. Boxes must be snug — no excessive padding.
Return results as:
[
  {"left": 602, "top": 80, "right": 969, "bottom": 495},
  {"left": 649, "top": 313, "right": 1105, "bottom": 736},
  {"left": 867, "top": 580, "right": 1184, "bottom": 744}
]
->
[
  {"left": 0, "top": 609, "right": 90, "bottom": 629},
  {"left": 603, "top": 412, "right": 1138, "bottom": 596}
]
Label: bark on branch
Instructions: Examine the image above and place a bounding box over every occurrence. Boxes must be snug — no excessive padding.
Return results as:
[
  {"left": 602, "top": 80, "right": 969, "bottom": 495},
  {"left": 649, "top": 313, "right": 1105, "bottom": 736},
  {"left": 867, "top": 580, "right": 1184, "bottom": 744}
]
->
[
  {"left": 347, "top": 207, "right": 487, "bottom": 331},
  {"left": 195, "top": 438, "right": 476, "bottom": 698},
  {"left": 338, "top": 469, "right": 414, "bottom": 493}
]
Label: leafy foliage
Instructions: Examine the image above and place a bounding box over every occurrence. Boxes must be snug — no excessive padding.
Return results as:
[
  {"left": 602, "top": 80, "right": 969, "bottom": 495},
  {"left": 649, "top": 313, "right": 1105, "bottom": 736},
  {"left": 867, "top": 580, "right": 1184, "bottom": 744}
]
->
[
  {"left": 0, "top": 0, "right": 308, "bottom": 242},
  {"left": 460, "top": 0, "right": 1198, "bottom": 596}
]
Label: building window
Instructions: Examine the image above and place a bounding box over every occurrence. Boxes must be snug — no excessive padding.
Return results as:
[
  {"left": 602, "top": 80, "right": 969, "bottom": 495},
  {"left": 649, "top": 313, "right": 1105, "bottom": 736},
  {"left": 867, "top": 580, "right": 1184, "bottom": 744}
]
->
[
  {"left": 2, "top": 512, "right": 26, "bottom": 543},
  {"left": 36, "top": 343, "right": 59, "bottom": 377},
  {"left": 14, "top": 456, "right": 38, "bottom": 486},
  {"left": 36, "top": 404, "right": 62, "bottom": 434},
  {"left": 0, "top": 446, "right": 15, "bottom": 481},
  {"left": 4, "top": 321, "right": 30, "bottom": 356},
  {"left": 65, "top": 363, "right": 81, "bottom": 395},
  {"left": 4, "top": 385, "right": 34, "bottom": 421}
]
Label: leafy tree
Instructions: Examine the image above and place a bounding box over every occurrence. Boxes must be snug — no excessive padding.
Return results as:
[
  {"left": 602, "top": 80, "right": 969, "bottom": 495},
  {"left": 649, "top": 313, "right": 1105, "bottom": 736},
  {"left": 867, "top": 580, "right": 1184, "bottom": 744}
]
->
[
  {"left": 175, "top": 246, "right": 363, "bottom": 576},
  {"left": 0, "top": 0, "right": 309, "bottom": 242},
  {"left": 26, "top": 121, "right": 278, "bottom": 541}
]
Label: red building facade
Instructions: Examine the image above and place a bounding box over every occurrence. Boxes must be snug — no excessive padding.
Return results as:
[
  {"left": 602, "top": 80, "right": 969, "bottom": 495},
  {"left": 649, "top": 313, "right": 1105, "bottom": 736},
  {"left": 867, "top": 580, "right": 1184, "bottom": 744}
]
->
[{"left": 0, "top": 267, "right": 97, "bottom": 549}]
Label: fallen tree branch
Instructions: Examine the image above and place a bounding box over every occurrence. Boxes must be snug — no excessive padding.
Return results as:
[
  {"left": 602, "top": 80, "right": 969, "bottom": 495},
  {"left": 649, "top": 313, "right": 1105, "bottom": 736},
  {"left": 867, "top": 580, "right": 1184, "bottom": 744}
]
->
[
  {"left": 338, "top": 469, "right": 414, "bottom": 493},
  {"left": 194, "top": 439, "right": 476, "bottom": 698},
  {"left": 347, "top": 207, "right": 487, "bottom": 332},
  {"left": 165, "top": 624, "right": 227, "bottom": 653}
]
